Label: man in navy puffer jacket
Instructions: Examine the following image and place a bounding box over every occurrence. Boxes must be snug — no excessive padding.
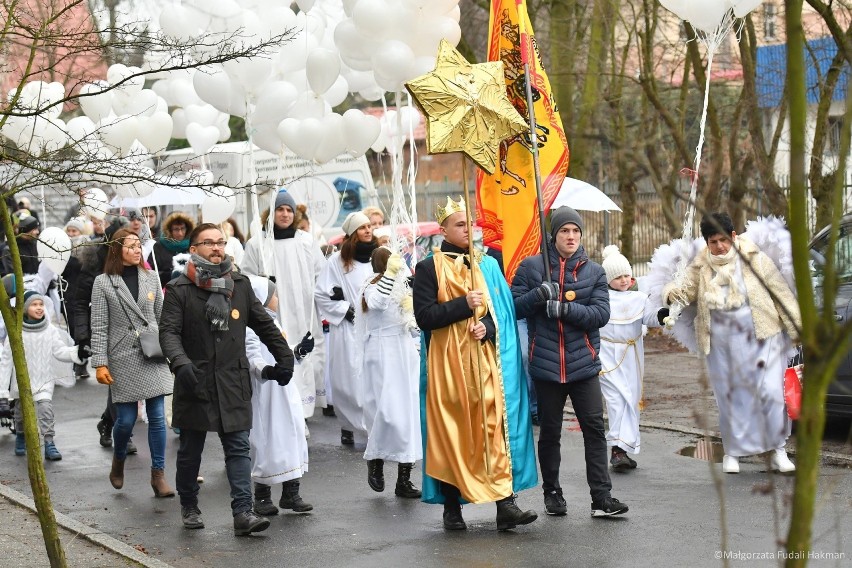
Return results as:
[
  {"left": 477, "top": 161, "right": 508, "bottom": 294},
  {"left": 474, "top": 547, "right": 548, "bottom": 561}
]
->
[{"left": 512, "top": 206, "right": 629, "bottom": 518}]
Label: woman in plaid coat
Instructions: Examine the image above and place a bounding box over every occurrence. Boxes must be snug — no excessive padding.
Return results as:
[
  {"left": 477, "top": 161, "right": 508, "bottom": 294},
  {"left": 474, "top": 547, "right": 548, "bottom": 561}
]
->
[{"left": 91, "top": 229, "right": 174, "bottom": 498}]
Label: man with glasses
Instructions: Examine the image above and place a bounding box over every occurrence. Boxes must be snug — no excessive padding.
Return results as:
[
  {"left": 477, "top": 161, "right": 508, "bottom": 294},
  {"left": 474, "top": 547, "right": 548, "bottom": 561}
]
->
[{"left": 160, "top": 223, "right": 295, "bottom": 536}]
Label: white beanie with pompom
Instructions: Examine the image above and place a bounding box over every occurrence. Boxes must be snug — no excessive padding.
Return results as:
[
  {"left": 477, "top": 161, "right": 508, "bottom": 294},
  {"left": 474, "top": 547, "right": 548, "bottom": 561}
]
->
[{"left": 602, "top": 245, "right": 632, "bottom": 284}]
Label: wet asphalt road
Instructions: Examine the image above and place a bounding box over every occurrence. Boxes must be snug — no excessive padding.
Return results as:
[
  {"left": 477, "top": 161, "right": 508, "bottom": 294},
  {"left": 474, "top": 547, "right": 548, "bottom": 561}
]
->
[{"left": 0, "top": 378, "right": 850, "bottom": 567}]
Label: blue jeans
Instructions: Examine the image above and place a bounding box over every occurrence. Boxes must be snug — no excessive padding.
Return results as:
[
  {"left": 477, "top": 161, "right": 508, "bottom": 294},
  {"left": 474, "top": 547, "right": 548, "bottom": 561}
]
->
[
  {"left": 113, "top": 396, "right": 166, "bottom": 470},
  {"left": 175, "top": 429, "right": 252, "bottom": 515}
]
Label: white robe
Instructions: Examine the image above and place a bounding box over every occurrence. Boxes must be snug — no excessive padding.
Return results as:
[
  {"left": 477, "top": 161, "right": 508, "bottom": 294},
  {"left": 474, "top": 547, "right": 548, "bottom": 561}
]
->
[
  {"left": 704, "top": 262, "right": 790, "bottom": 456},
  {"left": 314, "top": 252, "right": 374, "bottom": 443},
  {"left": 242, "top": 231, "right": 327, "bottom": 418},
  {"left": 246, "top": 324, "right": 309, "bottom": 485},
  {"left": 360, "top": 279, "right": 422, "bottom": 464},
  {"left": 599, "top": 289, "right": 660, "bottom": 455}
]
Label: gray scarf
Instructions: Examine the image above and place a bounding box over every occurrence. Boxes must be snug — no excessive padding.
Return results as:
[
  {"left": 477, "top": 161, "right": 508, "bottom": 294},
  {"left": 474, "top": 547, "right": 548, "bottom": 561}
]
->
[{"left": 187, "top": 254, "right": 235, "bottom": 330}]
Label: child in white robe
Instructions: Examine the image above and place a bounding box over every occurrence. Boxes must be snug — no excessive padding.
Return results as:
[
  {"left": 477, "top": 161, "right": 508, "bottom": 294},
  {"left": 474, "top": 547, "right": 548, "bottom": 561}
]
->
[
  {"left": 359, "top": 248, "right": 422, "bottom": 498},
  {"left": 599, "top": 246, "right": 667, "bottom": 472},
  {"left": 246, "top": 276, "right": 315, "bottom": 515}
]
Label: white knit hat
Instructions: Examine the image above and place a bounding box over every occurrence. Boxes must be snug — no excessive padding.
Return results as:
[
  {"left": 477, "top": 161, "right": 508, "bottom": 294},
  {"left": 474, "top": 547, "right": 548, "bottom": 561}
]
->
[
  {"left": 342, "top": 211, "right": 370, "bottom": 236},
  {"left": 602, "top": 245, "right": 632, "bottom": 283}
]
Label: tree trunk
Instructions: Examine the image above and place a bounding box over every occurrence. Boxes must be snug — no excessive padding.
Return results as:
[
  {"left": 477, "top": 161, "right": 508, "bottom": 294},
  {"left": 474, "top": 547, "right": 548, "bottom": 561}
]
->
[
  {"left": 619, "top": 181, "right": 637, "bottom": 260},
  {"left": 0, "top": 202, "right": 67, "bottom": 568}
]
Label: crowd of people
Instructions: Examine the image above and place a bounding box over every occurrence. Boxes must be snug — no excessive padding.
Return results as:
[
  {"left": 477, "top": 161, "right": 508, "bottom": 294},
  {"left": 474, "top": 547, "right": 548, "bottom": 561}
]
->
[{"left": 0, "top": 192, "right": 800, "bottom": 536}]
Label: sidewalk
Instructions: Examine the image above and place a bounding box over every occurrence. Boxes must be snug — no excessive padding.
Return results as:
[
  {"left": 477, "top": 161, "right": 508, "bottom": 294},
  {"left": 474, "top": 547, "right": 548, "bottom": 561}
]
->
[{"left": 0, "top": 475, "right": 170, "bottom": 567}]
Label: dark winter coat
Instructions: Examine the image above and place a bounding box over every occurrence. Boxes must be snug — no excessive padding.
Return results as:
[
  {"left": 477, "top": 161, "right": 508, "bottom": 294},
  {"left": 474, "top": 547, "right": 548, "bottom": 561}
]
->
[
  {"left": 159, "top": 272, "right": 294, "bottom": 433},
  {"left": 1, "top": 236, "right": 40, "bottom": 275},
  {"left": 511, "top": 243, "right": 610, "bottom": 384},
  {"left": 71, "top": 238, "right": 108, "bottom": 344}
]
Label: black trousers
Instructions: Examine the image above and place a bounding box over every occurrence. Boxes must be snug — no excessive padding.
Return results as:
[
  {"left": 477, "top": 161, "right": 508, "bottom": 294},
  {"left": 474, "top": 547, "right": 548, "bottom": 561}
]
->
[{"left": 534, "top": 376, "right": 612, "bottom": 503}]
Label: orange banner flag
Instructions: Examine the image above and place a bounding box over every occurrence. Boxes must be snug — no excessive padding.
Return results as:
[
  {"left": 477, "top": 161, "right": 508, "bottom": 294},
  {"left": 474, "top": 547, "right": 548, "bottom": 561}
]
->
[{"left": 476, "top": 0, "right": 570, "bottom": 283}]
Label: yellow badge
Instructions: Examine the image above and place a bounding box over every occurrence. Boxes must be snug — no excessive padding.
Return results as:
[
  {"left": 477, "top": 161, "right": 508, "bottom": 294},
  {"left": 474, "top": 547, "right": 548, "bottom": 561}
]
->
[
  {"left": 147, "top": 291, "right": 155, "bottom": 301},
  {"left": 231, "top": 309, "right": 240, "bottom": 320},
  {"left": 564, "top": 290, "right": 576, "bottom": 302}
]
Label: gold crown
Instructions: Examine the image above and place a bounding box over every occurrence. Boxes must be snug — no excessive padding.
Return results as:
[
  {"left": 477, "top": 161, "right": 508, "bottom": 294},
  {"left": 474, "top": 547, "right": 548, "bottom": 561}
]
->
[{"left": 435, "top": 196, "right": 467, "bottom": 224}]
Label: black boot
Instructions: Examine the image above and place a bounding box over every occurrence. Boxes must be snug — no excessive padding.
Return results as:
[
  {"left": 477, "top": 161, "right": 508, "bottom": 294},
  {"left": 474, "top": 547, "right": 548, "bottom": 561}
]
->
[
  {"left": 394, "top": 463, "right": 421, "bottom": 498},
  {"left": 495, "top": 495, "right": 538, "bottom": 531},
  {"left": 322, "top": 405, "right": 336, "bottom": 417},
  {"left": 233, "top": 510, "right": 270, "bottom": 536},
  {"left": 443, "top": 501, "right": 466, "bottom": 531},
  {"left": 367, "top": 459, "right": 385, "bottom": 492},
  {"left": 279, "top": 479, "right": 313, "bottom": 512},
  {"left": 96, "top": 413, "right": 112, "bottom": 448},
  {"left": 341, "top": 429, "right": 354, "bottom": 445},
  {"left": 253, "top": 483, "right": 279, "bottom": 516}
]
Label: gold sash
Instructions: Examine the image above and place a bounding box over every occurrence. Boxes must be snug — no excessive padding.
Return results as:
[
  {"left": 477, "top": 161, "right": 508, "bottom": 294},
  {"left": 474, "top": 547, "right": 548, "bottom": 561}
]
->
[{"left": 425, "top": 251, "right": 513, "bottom": 504}]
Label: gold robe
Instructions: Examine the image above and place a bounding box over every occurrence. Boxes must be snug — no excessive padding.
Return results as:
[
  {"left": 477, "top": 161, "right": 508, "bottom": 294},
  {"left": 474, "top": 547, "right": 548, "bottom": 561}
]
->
[{"left": 424, "top": 250, "right": 513, "bottom": 504}]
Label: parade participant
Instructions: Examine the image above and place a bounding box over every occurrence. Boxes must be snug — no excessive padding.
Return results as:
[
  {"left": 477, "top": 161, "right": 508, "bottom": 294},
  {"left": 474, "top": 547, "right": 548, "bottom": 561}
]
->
[
  {"left": 159, "top": 223, "right": 295, "bottom": 535},
  {"left": 242, "top": 189, "right": 327, "bottom": 419},
  {"left": 63, "top": 217, "right": 88, "bottom": 379},
  {"left": 315, "top": 211, "right": 377, "bottom": 447},
  {"left": 662, "top": 212, "right": 800, "bottom": 474},
  {"left": 152, "top": 211, "right": 194, "bottom": 286},
  {"left": 245, "top": 276, "right": 315, "bottom": 515},
  {"left": 360, "top": 248, "right": 422, "bottom": 499},
  {"left": 1, "top": 291, "right": 84, "bottom": 459},
  {"left": 512, "top": 206, "right": 629, "bottom": 518},
  {"left": 599, "top": 245, "right": 668, "bottom": 471},
  {"left": 362, "top": 206, "right": 384, "bottom": 229},
  {"left": 413, "top": 197, "right": 537, "bottom": 532},
  {"left": 1, "top": 213, "right": 40, "bottom": 276},
  {"left": 223, "top": 217, "right": 245, "bottom": 266},
  {"left": 90, "top": 230, "right": 175, "bottom": 497}
]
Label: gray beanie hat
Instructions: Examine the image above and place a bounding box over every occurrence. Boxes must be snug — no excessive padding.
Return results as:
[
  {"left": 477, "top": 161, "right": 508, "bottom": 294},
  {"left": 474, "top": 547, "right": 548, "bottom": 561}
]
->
[
  {"left": 274, "top": 189, "right": 297, "bottom": 212},
  {"left": 550, "top": 206, "right": 583, "bottom": 239}
]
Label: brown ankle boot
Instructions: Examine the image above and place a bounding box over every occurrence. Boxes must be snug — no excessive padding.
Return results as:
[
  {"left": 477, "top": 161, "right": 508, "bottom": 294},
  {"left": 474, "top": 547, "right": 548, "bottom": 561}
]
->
[
  {"left": 109, "top": 456, "right": 125, "bottom": 489},
  {"left": 150, "top": 468, "right": 175, "bottom": 498}
]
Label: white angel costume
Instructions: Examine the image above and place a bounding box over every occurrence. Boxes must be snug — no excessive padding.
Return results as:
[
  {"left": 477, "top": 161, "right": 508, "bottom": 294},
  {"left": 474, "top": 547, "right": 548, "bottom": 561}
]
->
[{"left": 599, "top": 289, "right": 661, "bottom": 455}]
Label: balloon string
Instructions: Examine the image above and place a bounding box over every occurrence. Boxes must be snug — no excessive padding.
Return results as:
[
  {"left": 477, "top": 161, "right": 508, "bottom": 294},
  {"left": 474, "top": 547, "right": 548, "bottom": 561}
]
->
[{"left": 405, "top": 90, "right": 419, "bottom": 266}]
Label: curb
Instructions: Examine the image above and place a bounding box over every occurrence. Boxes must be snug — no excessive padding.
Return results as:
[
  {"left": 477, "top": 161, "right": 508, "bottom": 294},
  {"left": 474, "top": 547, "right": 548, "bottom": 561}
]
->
[
  {"left": 0, "top": 482, "right": 173, "bottom": 568},
  {"left": 564, "top": 408, "right": 852, "bottom": 467}
]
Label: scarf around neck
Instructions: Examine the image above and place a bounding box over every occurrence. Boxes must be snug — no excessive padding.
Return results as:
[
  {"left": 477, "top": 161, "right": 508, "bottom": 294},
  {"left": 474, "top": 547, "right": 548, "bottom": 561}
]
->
[
  {"left": 159, "top": 236, "right": 190, "bottom": 253},
  {"left": 186, "top": 253, "right": 235, "bottom": 330},
  {"left": 23, "top": 315, "right": 49, "bottom": 333},
  {"left": 273, "top": 226, "right": 296, "bottom": 240},
  {"left": 704, "top": 241, "right": 744, "bottom": 311},
  {"left": 354, "top": 241, "right": 377, "bottom": 263}
]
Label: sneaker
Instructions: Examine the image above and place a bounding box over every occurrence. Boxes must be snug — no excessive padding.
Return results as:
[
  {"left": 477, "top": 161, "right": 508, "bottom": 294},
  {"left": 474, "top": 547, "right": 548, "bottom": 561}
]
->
[
  {"left": 14, "top": 433, "right": 25, "bottom": 456},
  {"left": 96, "top": 418, "right": 112, "bottom": 448},
  {"left": 771, "top": 449, "right": 795, "bottom": 474},
  {"left": 722, "top": 455, "right": 740, "bottom": 474},
  {"left": 44, "top": 442, "right": 62, "bottom": 461},
  {"left": 543, "top": 490, "right": 567, "bottom": 516},
  {"left": 610, "top": 449, "right": 636, "bottom": 472},
  {"left": 126, "top": 438, "right": 138, "bottom": 455},
  {"left": 181, "top": 505, "right": 204, "bottom": 529},
  {"left": 591, "top": 497, "right": 629, "bottom": 517}
]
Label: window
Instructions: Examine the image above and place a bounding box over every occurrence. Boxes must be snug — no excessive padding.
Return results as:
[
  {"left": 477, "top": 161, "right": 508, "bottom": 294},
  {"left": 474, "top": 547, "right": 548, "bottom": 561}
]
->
[
  {"left": 764, "top": 3, "right": 777, "bottom": 40},
  {"left": 828, "top": 115, "right": 845, "bottom": 155}
]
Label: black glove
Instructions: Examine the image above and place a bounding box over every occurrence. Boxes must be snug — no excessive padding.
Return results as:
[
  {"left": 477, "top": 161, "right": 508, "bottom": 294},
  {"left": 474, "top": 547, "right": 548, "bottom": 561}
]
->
[
  {"left": 657, "top": 307, "right": 670, "bottom": 326},
  {"left": 175, "top": 363, "right": 200, "bottom": 385},
  {"left": 77, "top": 342, "right": 91, "bottom": 362},
  {"left": 294, "top": 332, "right": 314, "bottom": 360},
  {"left": 262, "top": 364, "right": 293, "bottom": 386},
  {"left": 344, "top": 305, "right": 355, "bottom": 323},
  {"left": 535, "top": 282, "right": 561, "bottom": 303},
  {"left": 545, "top": 300, "right": 569, "bottom": 319},
  {"left": 330, "top": 286, "right": 345, "bottom": 301}
]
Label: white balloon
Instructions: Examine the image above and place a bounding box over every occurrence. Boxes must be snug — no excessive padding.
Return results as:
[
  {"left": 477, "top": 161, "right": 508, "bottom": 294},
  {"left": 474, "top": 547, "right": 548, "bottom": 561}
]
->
[
  {"left": 278, "top": 117, "right": 324, "bottom": 160},
  {"left": 372, "top": 40, "right": 416, "bottom": 83},
  {"left": 321, "top": 76, "right": 349, "bottom": 107},
  {"left": 186, "top": 122, "right": 220, "bottom": 155},
  {"left": 732, "top": 0, "right": 763, "bottom": 17},
  {"left": 253, "top": 123, "right": 286, "bottom": 154},
  {"left": 82, "top": 187, "right": 110, "bottom": 220},
  {"left": 218, "top": 122, "right": 231, "bottom": 142},
  {"left": 98, "top": 115, "right": 140, "bottom": 156},
  {"left": 359, "top": 86, "right": 385, "bottom": 102},
  {"left": 296, "top": 0, "right": 316, "bottom": 12},
  {"left": 342, "top": 109, "right": 380, "bottom": 157},
  {"left": 171, "top": 108, "right": 188, "bottom": 139},
  {"left": 37, "top": 227, "right": 72, "bottom": 275},
  {"left": 193, "top": 65, "right": 233, "bottom": 113},
  {"left": 343, "top": 69, "right": 376, "bottom": 93},
  {"left": 136, "top": 113, "right": 173, "bottom": 153},
  {"left": 79, "top": 81, "right": 112, "bottom": 122},
  {"left": 306, "top": 48, "right": 341, "bottom": 95},
  {"left": 185, "top": 103, "right": 220, "bottom": 127},
  {"left": 276, "top": 35, "right": 318, "bottom": 74},
  {"left": 223, "top": 57, "right": 273, "bottom": 95},
  {"left": 66, "top": 116, "right": 96, "bottom": 141},
  {"left": 313, "top": 113, "right": 346, "bottom": 164},
  {"left": 353, "top": 0, "right": 391, "bottom": 37},
  {"left": 159, "top": 5, "right": 196, "bottom": 40},
  {"left": 252, "top": 81, "right": 299, "bottom": 125},
  {"left": 370, "top": 129, "right": 387, "bottom": 153},
  {"left": 288, "top": 92, "right": 328, "bottom": 120},
  {"left": 202, "top": 186, "right": 236, "bottom": 224},
  {"left": 124, "top": 89, "right": 159, "bottom": 117}
]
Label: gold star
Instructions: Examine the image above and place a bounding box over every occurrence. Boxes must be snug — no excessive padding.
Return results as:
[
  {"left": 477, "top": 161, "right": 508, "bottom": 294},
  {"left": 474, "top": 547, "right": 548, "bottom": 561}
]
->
[{"left": 405, "top": 40, "right": 528, "bottom": 174}]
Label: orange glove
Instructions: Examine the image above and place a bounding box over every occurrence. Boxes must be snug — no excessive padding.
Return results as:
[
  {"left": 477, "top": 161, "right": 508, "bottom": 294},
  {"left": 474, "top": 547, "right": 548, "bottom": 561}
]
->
[{"left": 95, "top": 366, "right": 113, "bottom": 385}]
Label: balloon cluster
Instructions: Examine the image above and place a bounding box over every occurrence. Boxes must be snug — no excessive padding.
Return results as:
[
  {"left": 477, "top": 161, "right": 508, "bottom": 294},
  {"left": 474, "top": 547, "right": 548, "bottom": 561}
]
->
[
  {"left": 1, "top": 81, "right": 69, "bottom": 156},
  {"left": 659, "top": 0, "right": 762, "bottom": 34}
]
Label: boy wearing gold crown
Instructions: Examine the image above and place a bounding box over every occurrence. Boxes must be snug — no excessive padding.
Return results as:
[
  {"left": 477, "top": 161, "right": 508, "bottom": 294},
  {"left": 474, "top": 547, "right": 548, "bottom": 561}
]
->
[{"left": 412, "top": 197, "right": 538, "bottom": 532}]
